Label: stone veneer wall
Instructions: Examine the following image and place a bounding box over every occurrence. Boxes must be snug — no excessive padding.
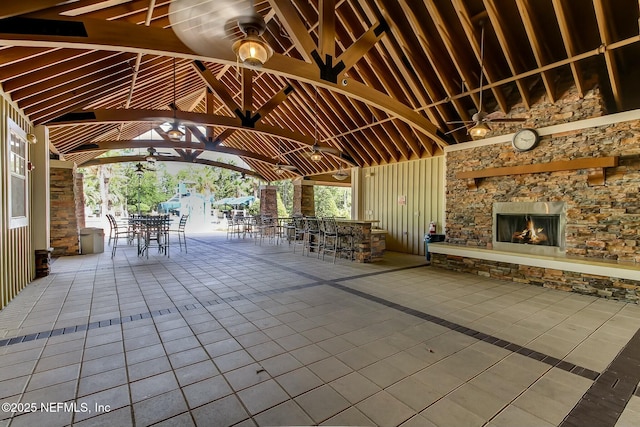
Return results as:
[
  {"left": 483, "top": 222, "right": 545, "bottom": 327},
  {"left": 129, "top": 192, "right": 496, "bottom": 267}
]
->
[
  {"left": 50, "top": 166, "right": 81, "bottom": 256},
  {"left": 440, "top": 85, "right": 640, "bottom": 296},
  {"left": 259, "top": 186, "right": 278, "bottom": 218},
  {"left": 431, "top": 254, "right": 639, "bottom": 301},
  {"left": 293, "top": 182, "right": 315, "bottom": 216},
  {"left": 75, "top": 173, "right": 85, "bottom": 230},
  {"left": 445, "top": 87, "right": 640, "bottom": 263}
]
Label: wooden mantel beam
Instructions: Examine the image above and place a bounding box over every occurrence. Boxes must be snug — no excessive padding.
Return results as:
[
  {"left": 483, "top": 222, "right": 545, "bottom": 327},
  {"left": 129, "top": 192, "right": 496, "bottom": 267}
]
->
[{"left": 457, "top": 156, "right": 619, "bottom": 190}]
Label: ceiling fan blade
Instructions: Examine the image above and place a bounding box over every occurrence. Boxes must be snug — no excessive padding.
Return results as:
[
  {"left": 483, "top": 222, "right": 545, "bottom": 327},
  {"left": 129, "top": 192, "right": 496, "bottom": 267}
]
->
[
  {"left": 489, "top": 118, "right": 527, "bottom": 123},
  {"left": 445, "top": 124, "right": 470, "bottom": 135},
  {"left": 169, "top": 0, "right": 252, "bottom": 56},
  {"left": 446, "top": 120, "right": 475, "bottom": 125}
]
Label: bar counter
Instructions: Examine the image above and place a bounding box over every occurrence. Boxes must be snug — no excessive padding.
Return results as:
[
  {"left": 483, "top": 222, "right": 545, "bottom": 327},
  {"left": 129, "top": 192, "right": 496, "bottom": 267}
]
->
[{"left": 335, "top": 219, "right": 387, "bottom": 262}]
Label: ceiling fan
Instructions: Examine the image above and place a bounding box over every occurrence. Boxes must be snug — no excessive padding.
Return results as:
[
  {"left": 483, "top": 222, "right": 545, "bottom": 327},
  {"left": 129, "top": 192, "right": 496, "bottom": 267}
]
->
[
  {"left": 145, "top": 147, "right": 175, "bottom": 164},
  {"left": 305, "top": 142, "right": 340, "bottom": 162},
  {"left": 273, "top": 163, "right": 298, "bottom": 175},
  {"left": 169, "top": 0, "right": 273, "bottom": 67},
  {"left": 446, "top": 21, "right": 525, "bottom": 138}
]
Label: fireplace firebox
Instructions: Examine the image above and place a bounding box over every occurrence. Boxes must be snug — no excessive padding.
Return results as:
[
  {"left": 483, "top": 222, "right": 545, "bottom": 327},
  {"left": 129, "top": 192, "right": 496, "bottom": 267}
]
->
[{"left": 493, "top": 202, "right": 566, "bottom": 256}]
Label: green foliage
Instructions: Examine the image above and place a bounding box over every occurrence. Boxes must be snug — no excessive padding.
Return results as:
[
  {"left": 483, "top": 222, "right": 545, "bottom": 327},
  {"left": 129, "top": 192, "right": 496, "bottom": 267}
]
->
[
  {"left": 274, "top": 180, "right": 293, "bottom": 216},
  {"left": 276, "top": 192, "right": 288, "bottom": 217},
  {"left": 314, "top": 186, "right": 351, "bottom": 218},
  {"left": 247, "top": 200, "right": 260, "bottom": 216}
]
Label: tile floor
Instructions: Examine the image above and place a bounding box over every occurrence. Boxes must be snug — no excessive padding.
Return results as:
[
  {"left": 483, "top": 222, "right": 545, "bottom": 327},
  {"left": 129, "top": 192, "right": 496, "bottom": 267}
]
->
[{"left": 0, "top": 231, "right": 639, "bottom": 426}]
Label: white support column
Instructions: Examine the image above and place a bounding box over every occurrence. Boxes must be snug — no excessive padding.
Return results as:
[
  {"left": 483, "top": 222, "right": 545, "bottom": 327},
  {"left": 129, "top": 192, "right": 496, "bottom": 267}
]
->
[
  {"left": 30, "top": 125, "right": 50, "bottom": 251},
  {"left": 350, "top": 167, "right": 364, "bottom": 220}
]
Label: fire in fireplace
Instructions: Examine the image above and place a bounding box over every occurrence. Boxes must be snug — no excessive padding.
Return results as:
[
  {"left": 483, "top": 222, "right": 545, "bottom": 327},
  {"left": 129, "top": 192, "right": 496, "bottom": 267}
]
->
[{"left": 493, "top": 202, "right": 566, "bottom": 256}]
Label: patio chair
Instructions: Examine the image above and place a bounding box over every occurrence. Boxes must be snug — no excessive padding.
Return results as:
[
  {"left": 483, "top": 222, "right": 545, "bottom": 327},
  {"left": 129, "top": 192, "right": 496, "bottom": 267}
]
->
[
  {"left": 292, "top": 216, "right": 306, "bottom": 253},
  {"left": 109, "top": 215, "right": 133, "bottom": 258},
  {"left": 169, "top": 214, "right": 189, "bottom": 253}
]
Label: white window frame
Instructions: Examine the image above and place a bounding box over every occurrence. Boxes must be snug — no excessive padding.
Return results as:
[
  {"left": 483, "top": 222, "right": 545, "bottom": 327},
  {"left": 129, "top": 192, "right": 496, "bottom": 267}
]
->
[{"left": 8, "top": 118, "right": 29, "bottom": 229}]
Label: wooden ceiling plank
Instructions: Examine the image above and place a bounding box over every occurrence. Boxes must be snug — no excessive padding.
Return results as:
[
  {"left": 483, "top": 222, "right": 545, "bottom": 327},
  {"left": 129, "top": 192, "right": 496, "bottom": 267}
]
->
[
  {"left": 0, "top": 0, "right": 69, "bottom": 19},
  {"left": 0, "top": 48, "right": 90, "bottom": 82},
  {"left": 420, "top": 0, "right": 481, "bottom": 109},
  {"left": 593, "top": 0, "right": 623, "bottom": 110},
  {"left": 515, "top": 0, "right": 556, "bottom": 103},
  {"left": 348, "top": 2, "right": 447, "bottom": 129},
  {"left": 9, "top": 51, "right": 128, "bottom": 101},
  {"left": 450, "top": 0, "right": 508, "bottom": 114},
  {"left": 379, "top": 121, "right": 409, "bottom": 161},
  {"left": 383, "top": 0, "right": 471, "bottom": 131},
  {"left": 551, "top": 0, "right": 585, "bottom": 97},
  {"left": 483, "top": 0, "right": 531, "bottom": 109},
  {"left": 11, "top": 52, "right": 130, "bottom": 104},
  {"left": 0, "top": 46, "right": 55, "bottom": 68}
]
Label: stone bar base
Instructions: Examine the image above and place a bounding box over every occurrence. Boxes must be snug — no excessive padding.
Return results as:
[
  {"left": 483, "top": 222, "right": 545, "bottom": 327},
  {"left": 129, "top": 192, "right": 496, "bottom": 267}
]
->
[
  {"left": 336, "top": 220, "right": 386, "bottom": 263},
  {"left": 430, "top": 245, "right": 640, "bottom": 303}
]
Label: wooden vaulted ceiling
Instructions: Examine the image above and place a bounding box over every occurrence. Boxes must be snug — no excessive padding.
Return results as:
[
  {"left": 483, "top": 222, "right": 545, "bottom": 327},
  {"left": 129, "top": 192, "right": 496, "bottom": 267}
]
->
[{"left": 0, "top": 0, "right": 639, "bottom": 181}]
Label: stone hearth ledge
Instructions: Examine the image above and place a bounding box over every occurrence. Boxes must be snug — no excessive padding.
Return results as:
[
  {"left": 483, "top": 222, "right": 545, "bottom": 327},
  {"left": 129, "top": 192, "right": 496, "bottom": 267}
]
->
[{"left": 428, "top": 242, "right": 640, "bottom": 282}]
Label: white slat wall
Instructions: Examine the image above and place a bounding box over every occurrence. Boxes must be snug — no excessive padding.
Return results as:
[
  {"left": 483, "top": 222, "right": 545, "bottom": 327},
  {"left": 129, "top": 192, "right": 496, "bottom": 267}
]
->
[
  {"left": 362, "top": 156, "right": 444, "bottom": 255},
  {"left": 1, "top": 94, "right": 33, "bottom": 309}
]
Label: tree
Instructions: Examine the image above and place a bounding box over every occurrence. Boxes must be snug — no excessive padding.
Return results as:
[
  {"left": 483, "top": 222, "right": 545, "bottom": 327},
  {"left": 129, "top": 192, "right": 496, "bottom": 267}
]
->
[{"left": 314, "top": 186, "right": 351, "bottom": 218}]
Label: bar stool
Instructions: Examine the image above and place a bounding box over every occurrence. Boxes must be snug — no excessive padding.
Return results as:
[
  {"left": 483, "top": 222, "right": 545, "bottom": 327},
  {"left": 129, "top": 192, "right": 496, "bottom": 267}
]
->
[
  {"left": 303, "top": 217, "right": 321, "bottom": 256},
  {"left": 292, "top": 216, "right": 306, "bottom": 253},
  {"left": 321, "top": 217, "right": 354, "bottom": 263}
]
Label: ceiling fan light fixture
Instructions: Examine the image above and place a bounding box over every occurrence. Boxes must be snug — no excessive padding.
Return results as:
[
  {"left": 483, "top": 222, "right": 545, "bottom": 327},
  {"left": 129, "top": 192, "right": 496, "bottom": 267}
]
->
[
  {"left": 469, "top": 122, "right": 490, "bottom": 139},
  {"left": 233, "top": 34, "right": 273, "bottom": 67},
  {"left": 332, "top": 170, "right": 349, "bottom": 180},
  {"left": 135, "top": 163, "right": 145, "bottom": 176},
  {"left": 310, "top": 151, "right": 323, "bottom": 162},
  {"left": 233, "top": 15, "right": 273, "bottom": 67},
  {"left": 167, "top": 122, "right": 184, "bottom": 141},
  {"left": 274, "top": 166, "right": 286, "bottom": 175}
]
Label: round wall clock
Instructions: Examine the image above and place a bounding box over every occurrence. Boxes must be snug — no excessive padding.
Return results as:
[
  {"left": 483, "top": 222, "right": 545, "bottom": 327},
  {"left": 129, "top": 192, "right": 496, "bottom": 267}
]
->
[{"left": 512, "top": 128, "right": 539, "bottom": 152}]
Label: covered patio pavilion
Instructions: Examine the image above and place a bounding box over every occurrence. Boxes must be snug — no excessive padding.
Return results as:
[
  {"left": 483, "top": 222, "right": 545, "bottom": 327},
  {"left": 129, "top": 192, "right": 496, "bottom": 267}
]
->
[
  {"left": 1, "top": 234, "right": 639, "bottom": 426},
  {"left": 1, "top": 0, "right": 640, "bottom": 426}
]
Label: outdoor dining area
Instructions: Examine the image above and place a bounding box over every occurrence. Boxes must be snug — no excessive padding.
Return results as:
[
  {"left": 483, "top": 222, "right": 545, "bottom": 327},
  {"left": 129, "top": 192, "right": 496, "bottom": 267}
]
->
[
  {"left": 106, "top": 213, "right": 189, "bottom": 259},
  {"left": 224, "top": 213, "right": 386, "bottom": 264}
]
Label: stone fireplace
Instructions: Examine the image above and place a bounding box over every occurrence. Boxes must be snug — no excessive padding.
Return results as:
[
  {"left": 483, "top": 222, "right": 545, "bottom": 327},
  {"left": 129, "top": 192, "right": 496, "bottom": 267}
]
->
[{"left": 493, "top": 202, "right": 566, "bottom": 256}]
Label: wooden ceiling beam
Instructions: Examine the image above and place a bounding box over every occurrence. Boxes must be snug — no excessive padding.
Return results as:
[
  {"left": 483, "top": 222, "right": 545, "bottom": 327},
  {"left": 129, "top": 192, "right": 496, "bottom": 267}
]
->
[
  {"left": 515, "top": 0, "right": 556, "bottom": 103},
  {"left": 191, "top": 60, "right": 240, "bottom": 115},
  {"left": 593, "top": 0, "right": 623, "bottom": 110},
  {"left": 552, "top": 0, "right": 585, "bottom": 98},
  {"left": 0, "top": 16, "right": 447, "bottom": 146},
  {"left": 80, "top": 155, "right": 262, "bottom": 177},
  {"left": 319, "top": 0, "right": 336, "bottom": 58},
  {"left": 336, "top": 18, "right": 387, "bottom": 73},
  {"left": 47, "top": 108, "right": 344, "bottom": 152},
  {"left": 66, "top": 137, "right": 279, "bottom": 166},
  {"left": 268, "top": 0, "right": 316, "bottom": 62},
  {"left": 242, "top": 67, "right": 253, "bottom": 114},
  {"left": 483, "top": 0, "right": 531, "bottom": 109}
]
